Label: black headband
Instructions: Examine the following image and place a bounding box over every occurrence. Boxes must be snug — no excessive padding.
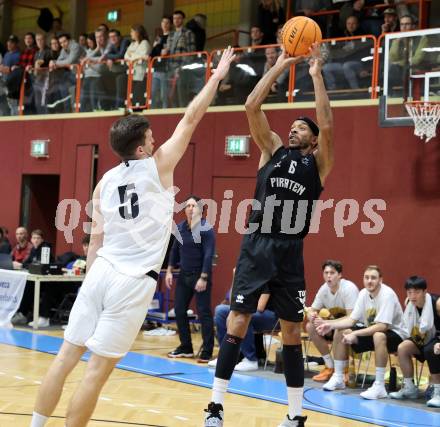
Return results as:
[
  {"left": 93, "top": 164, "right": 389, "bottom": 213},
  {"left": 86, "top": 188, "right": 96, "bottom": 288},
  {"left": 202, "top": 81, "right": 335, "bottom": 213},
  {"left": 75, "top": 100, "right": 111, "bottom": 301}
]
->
[{"left": 296, "top": 116, "right": 319, "bottom": 136}]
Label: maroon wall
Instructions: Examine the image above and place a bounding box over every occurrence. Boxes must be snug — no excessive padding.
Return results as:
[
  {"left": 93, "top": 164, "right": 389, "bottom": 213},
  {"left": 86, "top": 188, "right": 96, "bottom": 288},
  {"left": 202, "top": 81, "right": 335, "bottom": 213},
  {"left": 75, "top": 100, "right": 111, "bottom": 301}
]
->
[{"left": 1, "top": 105, "right": 439, "bottom": 307}]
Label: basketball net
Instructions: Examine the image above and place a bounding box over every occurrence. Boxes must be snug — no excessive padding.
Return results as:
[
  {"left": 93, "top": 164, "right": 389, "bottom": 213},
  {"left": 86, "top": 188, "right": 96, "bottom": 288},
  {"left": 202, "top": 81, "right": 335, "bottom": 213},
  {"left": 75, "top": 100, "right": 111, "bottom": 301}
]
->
[{"left": 405, "top": 101, "right": 440, "bottom": 143}]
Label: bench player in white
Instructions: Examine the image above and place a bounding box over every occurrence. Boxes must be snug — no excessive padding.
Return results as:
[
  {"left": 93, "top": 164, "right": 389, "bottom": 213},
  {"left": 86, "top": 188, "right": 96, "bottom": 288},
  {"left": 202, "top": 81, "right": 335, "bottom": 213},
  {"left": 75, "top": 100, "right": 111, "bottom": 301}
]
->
[{"left": 29, "top": 47, "right": 235, "bottom": 427}]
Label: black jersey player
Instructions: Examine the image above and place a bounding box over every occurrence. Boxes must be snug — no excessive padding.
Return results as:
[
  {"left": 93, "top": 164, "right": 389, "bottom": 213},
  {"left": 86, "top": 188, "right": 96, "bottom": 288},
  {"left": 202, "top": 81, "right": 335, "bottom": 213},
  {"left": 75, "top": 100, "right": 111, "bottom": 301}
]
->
[{"left": 203, "top": 44, "right": 334, "bottom": 427}]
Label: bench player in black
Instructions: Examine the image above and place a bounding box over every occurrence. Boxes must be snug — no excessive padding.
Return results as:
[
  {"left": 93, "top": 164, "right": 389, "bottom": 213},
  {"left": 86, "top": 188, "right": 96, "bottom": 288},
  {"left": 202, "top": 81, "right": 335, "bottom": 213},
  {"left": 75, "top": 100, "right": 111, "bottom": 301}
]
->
[{"left": 203, "top": 44, "right": 334, "bottom": 427}]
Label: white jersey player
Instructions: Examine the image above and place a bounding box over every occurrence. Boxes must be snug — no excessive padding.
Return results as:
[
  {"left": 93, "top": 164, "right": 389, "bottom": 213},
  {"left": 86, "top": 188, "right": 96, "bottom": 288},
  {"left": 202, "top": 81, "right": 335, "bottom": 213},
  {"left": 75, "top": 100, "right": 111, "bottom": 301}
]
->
[{"left": 30, "top": 47, "right": 235, "bottom": 427}]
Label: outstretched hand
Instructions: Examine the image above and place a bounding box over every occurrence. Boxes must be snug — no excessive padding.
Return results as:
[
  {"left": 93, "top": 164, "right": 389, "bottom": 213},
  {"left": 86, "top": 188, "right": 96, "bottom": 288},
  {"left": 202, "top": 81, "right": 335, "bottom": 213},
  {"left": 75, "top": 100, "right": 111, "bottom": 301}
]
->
[
  {"left": 212, "top": 46, "right": 236, "bottom": 81},
  {"left": 308, "top": 42, "right": 323, "bottom": 77},
  {"left": 275, "top": 47, "right": 305, "bottom": 69}
]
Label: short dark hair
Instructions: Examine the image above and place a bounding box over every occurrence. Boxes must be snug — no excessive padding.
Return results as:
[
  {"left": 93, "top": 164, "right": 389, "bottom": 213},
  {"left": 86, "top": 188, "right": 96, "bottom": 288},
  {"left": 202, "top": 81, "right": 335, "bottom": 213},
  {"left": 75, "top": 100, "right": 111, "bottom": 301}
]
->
[
  {"left": 400, "top": 14, "right": 415, "bottom": 24},
  {"left": 79, "top": 32, "right": 88, "bottom": 38},
  {"left": 173, "top": 10, "right": 186, "bottom": 19},
  {"left": 365, "top": 265, "right": 382, "bottom": 277},
  {"left": 109, "top": 29, "right": 121, "bottom": 37},
  {"left": 98, "top": 23, "right": 109, "bottom": 32},
  {"left": 322, "top": 260, "right": 343, "bottom": 274},
  {"left": 31, "top": 229, "right": 44, "bottom": 238},
  {"left": 405, "top": 275, "right": 427, "bottom": 290},
  {"left": 185, "top": 195, "right": 203, "bottom": 211},
  {"left": 81, "top": 235, "right": 90, "bottom": 245},
  {"left": 162, "top": 15, "right": 172, "bottom": 22},
  {"left": 87, "top": 33, "right": 96, "bottom": 43},
  {"left": 24, "top": 32, "right": 36, "bottom": 41},
  {"left": 109, "top": 114, "right": 150, "bottom": 159},
  {"left": 58, "top": 32, "right": 71, "bottom": 40}
]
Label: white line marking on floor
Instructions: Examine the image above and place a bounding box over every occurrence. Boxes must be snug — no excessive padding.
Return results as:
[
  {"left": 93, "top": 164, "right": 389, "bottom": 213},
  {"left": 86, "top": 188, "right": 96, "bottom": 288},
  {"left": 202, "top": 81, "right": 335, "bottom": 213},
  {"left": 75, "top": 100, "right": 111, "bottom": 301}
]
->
[
  {"left": 99, "top": 396, "right": 112, "bottom": 401},
  {"left": 147, "top": 409, "right": 161, "bottom": 414},
  {"left": 34, "top": 380, "right": 42, "bottom": 384},
  {"left": 14, "top": 376, "right": 24, "bottom": 380},
  {"left": 174, "top": 415, "right": 188, "bottom": 421}
]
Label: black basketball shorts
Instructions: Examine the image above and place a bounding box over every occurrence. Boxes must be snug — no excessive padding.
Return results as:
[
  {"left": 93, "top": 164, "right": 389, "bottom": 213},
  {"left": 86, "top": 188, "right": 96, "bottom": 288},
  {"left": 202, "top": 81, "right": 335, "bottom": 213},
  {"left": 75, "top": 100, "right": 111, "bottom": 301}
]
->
[
  {"left": 230, "top": 232, "right": 306, "bottom": 322},
  {"left": 350, "top": 326, "right": 403, "bottom": 354}
]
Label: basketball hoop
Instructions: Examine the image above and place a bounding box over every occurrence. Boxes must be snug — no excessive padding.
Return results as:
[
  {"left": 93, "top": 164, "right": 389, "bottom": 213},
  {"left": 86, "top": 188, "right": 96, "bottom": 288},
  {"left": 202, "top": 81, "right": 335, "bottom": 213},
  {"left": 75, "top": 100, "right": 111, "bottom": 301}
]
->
[{"left": 405, "top": 101, "right": 440, "bottom": 143}]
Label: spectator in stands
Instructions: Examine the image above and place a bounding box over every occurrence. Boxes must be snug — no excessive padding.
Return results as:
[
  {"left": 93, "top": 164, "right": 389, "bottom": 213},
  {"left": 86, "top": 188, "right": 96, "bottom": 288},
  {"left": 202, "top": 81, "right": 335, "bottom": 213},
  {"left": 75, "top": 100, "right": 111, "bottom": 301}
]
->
[
  {"left": 104, "top": 29, "right": 130, "bottom": 109},
  {"left": 295, "top": 0, "right": 331, "bottom": 38},
  {"left": 258, "top": 0, "right": 285, "bottom": 45},
  {"left": 163, "top": 10, "right": 196, "bottom": 107},
  {"left": 80, "top": 33, "right": 101, "bottom": 112},
  {"left": 262, "top": 46, "right": 288, "bottom": 102},
  {"left": 13, "top": 32, "right": 37, "bottom": 113},
  {"left": 316, "top": 265, "right": 407, "bottom": 400},
  {"left": 305, "top": 260, "right": 359, "bottom": 382},
  {"left": 166, "top": 195, "right": 215, "bottom": 363},
  {"left": 78, "top": 33, "right": 87, "bottom": 49},
  {"left": 11, "top": 226, "right": 32, "bottom": 269},
  {"left": 0, "top": 51, "right": 9, "bottom": 115},
  {"left": 0, "top": 35, "right": 20, "bottom": 115},
  {"left": 45, "top": 36, "right": 64, "bottom": 113},
  {"left": 381, "top": 8, "right": 399, "bottom": 34},
  {"left": 216, "top": 49, "right": 255, "bottom": 105},
  {"left": 150, "top": 15, "right": 172, "bottom": 109},
  {"left": 0, "top": 226, "right": 11, "bottom": 254},
  {"left": 390, "top": 276, "right": 440, "bottom": 407},
  {"left": 249, "top": 25, "right": 264, "bottom": 47},
  {"left": 323, "top": 16, "right": 371, "bottom": 91},
  {"left": 32, "top": 33, "right": 52, "bottom": 114},
  {"left": 209, "top": 280, "right": 278, "bottom": 371},
  {"left": 124, "top": 24, "right": 151, "bottom": 107},
  {"left": 276, "top": 24, "right": 283, "bottom": 44},
  {"left": 49, "top": 33, "right": 84, "bottom": 112},
  {"left": 388, "top": 15, "right": 428, "bottom": 91},
  {"left": 49, "top": 36, "right": 61, "bottom": 59},
  {"left": 186, "top": 13, "right": 207, "bottom": 51},
  {"left": 50, "top": 33, "right": 84, "bottom": 69}
]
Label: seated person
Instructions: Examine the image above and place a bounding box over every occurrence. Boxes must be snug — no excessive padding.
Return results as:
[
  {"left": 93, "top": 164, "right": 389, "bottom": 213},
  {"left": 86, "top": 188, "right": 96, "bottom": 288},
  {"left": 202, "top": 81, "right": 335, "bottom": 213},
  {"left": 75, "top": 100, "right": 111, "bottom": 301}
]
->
[
  {"left": 305, "top": 260, "right": 359, "bottom": 382},
  {"left": 316, "top": 265, "right": 408, "bottom": 400},
  {"left": 58, "top": 235, "right": 89, "bottom": 271},
  {"left": 0, "top": 226, "right": 11, "bottom": 253},
  {"left": 11, "top": 226, "right": 33, "bottom": 269},
  {"left": 13, "top": 229, "right": 55, "bottom": 327},
  {"left": 390, "top": 276, "right": 440, "bottom": 407},
  {"left": 209, "top": 280, "right": 278, "bottom": 372},
  {"left": 22, "top": 228, "right": 53, "bottom": 269}
]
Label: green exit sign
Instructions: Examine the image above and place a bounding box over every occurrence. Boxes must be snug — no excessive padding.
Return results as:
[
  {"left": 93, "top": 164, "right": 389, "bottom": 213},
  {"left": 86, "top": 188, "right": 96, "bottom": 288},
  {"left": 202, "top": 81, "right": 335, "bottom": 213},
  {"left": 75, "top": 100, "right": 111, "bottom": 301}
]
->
[
  {"left": 107, "top": 9, "right": 120, "bottom": 23},
  {"left": 30, "top": 139, "right": 49, "bottom": 158},
  {"left": 225, "top": 135, "right": 250, "bottom": 157}
]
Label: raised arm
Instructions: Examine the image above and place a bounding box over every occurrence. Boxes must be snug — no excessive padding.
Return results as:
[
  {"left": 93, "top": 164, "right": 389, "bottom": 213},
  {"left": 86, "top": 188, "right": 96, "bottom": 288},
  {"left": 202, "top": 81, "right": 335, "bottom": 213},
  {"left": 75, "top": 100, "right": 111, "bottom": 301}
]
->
[
  {"left": 245, "top": 51, "right": 304, "bottom": 167},
  {"left": 309, "top": 43, "right": 334, "bottom": 185},
  {"left": 154, "top": 47, "right": 235, "bottom": 188}
]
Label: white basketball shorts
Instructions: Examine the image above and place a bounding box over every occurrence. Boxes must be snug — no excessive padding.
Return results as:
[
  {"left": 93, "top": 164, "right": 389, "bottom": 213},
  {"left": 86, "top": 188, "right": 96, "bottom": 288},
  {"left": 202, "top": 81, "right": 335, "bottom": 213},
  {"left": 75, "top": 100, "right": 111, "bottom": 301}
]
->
[{"left": 64, "top": 256, "right": 157, "bottom": 358}]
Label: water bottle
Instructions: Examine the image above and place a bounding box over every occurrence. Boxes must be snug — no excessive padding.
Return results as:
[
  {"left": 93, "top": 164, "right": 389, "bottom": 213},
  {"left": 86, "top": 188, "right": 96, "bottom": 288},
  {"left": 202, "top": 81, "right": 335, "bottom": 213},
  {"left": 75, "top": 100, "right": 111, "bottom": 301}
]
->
[{"left": 41, "top": 246, "right": 50, "bottom": 264}]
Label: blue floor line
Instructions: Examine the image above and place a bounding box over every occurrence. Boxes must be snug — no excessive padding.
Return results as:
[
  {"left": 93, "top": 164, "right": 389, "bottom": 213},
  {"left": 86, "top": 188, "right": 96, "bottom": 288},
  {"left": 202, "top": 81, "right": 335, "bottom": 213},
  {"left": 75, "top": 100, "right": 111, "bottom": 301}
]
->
[{"left": 0, "top": 329, "right": 438, "bottom": 427}]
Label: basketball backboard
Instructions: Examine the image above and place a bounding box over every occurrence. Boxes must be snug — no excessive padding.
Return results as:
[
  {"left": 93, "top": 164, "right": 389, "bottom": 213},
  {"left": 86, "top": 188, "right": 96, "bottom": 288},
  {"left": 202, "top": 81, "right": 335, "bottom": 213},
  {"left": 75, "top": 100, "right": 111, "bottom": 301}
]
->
[{"left": 379, "top": 28, "right": 440, "bottom": 127}]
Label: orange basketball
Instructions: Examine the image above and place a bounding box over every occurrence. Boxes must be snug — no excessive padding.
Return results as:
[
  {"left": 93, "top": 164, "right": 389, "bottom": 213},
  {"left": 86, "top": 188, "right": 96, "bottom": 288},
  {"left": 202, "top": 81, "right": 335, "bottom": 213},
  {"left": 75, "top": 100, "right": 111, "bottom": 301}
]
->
[{"left": 282, "top": 16, "right": 322, "bottom": 57}]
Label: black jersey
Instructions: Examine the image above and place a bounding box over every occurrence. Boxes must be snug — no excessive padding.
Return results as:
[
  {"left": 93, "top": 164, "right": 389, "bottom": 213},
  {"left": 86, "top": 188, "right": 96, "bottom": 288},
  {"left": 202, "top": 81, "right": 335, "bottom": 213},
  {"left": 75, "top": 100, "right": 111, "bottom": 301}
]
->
[{"left": 248, "top": 146, "right": 323, "bottom": 239}]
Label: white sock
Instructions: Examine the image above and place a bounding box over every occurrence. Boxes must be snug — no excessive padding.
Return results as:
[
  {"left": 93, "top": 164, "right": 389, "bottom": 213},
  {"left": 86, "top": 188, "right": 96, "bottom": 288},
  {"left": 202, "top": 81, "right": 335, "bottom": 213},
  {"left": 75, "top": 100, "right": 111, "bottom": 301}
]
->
[
  {"left": 322, "top": 353, "right": 334, "bottom": 369},
  {"left": 334, "top": 360, "right": 345, "bottom": 379},
  {"left": 287, "top": 387, "right": 303, "bottom": 419},
  {"left": 403, "top": 377, "right": 414, "bottom": 388},
  {"left": 30, "top": 412, "right": 49, "bottom": 427},
  {"left": 375, "top": 367, "right": 386, "bottom": 384},
  {"left": 211, "top": 377, "right": 228, "bottom": 405}
]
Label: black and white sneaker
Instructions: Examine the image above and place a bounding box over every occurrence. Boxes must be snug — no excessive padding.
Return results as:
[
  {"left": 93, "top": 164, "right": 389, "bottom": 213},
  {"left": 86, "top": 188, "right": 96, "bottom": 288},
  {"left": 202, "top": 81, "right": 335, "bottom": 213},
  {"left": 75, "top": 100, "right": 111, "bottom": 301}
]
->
[
  {"left": 278, "top": 415, "right": 307, "bottom": 427},
  {"left": 167, "top": 346, "right": 194, "bottom": 358},
  {"left": 204, "top": 402, "right": 224, "bottom": 427}
]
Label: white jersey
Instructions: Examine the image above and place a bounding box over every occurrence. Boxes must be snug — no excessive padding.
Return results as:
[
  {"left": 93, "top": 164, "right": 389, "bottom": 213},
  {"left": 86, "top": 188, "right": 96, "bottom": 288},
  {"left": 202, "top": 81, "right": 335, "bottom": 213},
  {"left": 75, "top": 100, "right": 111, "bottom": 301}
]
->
[
  {"left": 311, "top": 279, "right": 359, "bottom": 319},
  {"left": 350, "top": 283, "right": 408, "bottom": 340},
  {"left": 97, "top": 157, "right": 174, "bottom": 278}
]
